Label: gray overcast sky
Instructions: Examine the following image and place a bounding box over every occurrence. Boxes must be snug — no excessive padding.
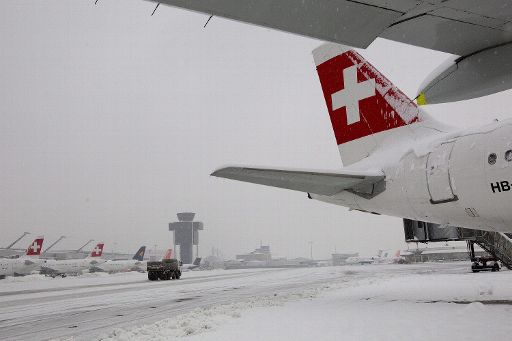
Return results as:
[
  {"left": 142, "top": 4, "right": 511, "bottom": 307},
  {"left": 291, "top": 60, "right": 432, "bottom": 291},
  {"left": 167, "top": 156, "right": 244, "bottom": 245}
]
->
[{"left": 1, "top": 0, "right": 511, "bottom": 259}]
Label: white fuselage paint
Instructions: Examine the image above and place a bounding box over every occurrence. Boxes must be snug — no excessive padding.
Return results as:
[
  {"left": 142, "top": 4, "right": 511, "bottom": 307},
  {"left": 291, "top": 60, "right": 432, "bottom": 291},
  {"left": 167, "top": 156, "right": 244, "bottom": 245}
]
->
[
  {"left": 313, "top": 119, "right": 512, "bottom": 233},
  {"left": 0, "top": 257, "right": 47, "bottom": 277},
  {"left": 43, "top": 258, "right": 106, "bottom": 275},
  {"left": 95, "top": 260, "right": 145, "bottom": 273}
]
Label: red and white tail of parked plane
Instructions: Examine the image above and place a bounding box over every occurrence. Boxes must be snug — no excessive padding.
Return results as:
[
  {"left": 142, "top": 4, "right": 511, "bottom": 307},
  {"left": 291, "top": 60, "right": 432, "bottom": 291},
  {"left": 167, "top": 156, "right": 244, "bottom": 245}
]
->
[
  {"left": 25, "top": 237, "right": 44, "bottom": 257},
  {"left": 89, "top": 243, "right": 104, "bottom": 258},
  {"left": 40, "top": 242, "right": 106, "bottom": 276},
  {"left": 0, "top": 237, "right": 45, "bottom": 278}
]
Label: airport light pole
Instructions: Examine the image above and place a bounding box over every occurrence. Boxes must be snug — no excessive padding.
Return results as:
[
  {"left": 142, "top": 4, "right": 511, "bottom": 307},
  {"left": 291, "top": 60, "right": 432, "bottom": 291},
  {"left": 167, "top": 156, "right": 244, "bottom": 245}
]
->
[{"left": 308, "top": 241, "right": 313, "bottom": 260}]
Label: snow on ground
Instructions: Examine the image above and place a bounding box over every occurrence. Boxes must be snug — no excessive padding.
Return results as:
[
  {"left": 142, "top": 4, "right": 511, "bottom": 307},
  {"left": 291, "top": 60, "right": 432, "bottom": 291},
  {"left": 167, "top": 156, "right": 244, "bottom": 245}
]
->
[
  {"left": 98, "top": 283, "right": 326, "bottom": 340},
  {"left": 3, "top": 263, "right": 512, "bottom": 340},
  {"left": 0, "top": 268, "right": 268, "bottom": 293},
  {"left": 99, "top": 263, "right": 512, "bottom": 341}
]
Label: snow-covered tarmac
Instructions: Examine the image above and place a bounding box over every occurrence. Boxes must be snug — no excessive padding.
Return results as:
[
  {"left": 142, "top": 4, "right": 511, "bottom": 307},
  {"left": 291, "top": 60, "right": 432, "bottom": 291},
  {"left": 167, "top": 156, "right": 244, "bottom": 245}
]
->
[{"left": 1, "top": 263, "right": 511, "bottom": 340}]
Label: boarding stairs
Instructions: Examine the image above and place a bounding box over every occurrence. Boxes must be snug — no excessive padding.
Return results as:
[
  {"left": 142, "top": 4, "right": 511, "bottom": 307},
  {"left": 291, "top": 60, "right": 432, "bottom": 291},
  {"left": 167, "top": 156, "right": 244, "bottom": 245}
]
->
[{"left": 462, "top": 229, "right": 512, "bottom": 270}]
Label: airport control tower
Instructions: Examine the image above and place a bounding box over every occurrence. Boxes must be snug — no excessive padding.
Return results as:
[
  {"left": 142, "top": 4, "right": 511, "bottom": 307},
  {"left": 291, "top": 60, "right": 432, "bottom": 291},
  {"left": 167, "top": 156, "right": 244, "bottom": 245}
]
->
[{"left": 169, "top": 212, "right": 203, "bottom": 264}]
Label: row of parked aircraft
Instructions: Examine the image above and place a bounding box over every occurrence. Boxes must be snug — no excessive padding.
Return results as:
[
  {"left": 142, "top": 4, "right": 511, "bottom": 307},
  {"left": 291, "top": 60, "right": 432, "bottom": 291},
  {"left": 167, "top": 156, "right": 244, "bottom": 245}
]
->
[{"left": 0, "top": 237, "right": 152, "bottom": 279}]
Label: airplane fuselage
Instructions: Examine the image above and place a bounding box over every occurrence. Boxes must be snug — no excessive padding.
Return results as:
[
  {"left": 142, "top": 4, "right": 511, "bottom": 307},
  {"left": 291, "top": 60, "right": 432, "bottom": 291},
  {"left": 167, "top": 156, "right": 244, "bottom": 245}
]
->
[
  {"left": 0, "top": 258, "right": 46, "bottom": 277},
  {"left": 42, "top": 258, "right": 106, "bottom": 275},
  {"left": 94, "top": 260, "right": 145, "bottom": 273},
  {"left": 314, "top": 119, "right": 512, "bottom": 233}
]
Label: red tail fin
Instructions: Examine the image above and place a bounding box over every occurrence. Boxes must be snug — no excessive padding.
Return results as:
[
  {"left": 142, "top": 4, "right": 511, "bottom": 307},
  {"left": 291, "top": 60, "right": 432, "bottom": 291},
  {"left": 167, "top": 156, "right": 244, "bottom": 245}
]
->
[
  {"left": 89, "top": 243, "right": 104, "bottom": 257},
  {"left": 313, "top": 44, "right": 421, "bottom": 165},
  {"left": 25, "top": 237, "right": 44, "bottom": 256},
  {"left": 162, "top": 249, "right": 173, "bottom": 260}
]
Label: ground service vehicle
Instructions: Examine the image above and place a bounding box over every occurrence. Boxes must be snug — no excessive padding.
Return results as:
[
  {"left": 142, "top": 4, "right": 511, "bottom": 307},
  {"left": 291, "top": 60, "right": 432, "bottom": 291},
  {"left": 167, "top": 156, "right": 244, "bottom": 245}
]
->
[
  {"left": 147, "top": 259, "right": 181, "bottom": 281},
  {"left": 471, "top": 257, "right": 500, "bottom": 273}
]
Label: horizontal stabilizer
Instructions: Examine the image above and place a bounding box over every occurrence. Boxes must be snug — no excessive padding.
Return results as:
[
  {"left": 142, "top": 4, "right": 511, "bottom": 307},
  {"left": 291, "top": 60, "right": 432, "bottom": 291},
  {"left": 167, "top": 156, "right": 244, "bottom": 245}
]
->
[{"left": 211, "top": 167, "right": 384, "bottom": 196}]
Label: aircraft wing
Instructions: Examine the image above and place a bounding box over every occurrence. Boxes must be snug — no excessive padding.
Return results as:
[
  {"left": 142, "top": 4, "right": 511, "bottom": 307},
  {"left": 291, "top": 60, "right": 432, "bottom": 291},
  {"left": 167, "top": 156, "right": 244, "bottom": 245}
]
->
[
  {"left": 211, "top": 167, "right": 384, "bottom": 196},
  {"left": 154, "top": 0, "right": 401, "bottom": 48},
  {"left": 154, "top": 0, "right": 512, "bottom": 56}
]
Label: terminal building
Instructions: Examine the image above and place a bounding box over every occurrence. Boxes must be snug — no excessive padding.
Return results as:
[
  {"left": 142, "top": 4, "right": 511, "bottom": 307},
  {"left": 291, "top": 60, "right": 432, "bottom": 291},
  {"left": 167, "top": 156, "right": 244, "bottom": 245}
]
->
[
  {"left": 236, "top": 245, "right": 271, "bottom": 262},
  {"left": 226, "top": 245, "right": 319, "bottom": 269}
]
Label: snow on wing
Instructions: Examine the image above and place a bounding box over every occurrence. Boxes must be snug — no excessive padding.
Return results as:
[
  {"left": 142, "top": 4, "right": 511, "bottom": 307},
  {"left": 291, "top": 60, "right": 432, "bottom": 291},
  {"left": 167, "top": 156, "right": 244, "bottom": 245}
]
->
[
  {"left": 154, "top": 0, "right": 512, "bottom": 56},
  {"left": 211, "top": 167, "right": 384, "bottom": 196},
  {"left": 154, "top": 0, "right": 401, "bottom": 48}
]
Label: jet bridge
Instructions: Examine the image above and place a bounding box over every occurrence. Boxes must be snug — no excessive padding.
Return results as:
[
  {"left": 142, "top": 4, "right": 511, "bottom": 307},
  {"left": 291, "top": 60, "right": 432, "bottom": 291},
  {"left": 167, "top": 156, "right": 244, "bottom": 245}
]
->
[
  {"left": 5, "top": 232, "right": 30, "bottom": 249},
  {"left": 403, "top": 219, "right": 512, "bottom": 269},
  {"left": 466, "top": 230, "right": 512, "bottom": 270}
]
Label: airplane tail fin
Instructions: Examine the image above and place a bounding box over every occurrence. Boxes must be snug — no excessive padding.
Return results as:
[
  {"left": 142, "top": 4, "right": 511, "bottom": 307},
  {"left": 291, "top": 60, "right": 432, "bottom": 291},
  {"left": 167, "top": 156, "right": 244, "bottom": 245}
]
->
[
  {"left": 89, "top": 243, "right": 104, "bottom": 257},
  {"left": 132, "top": 246, "right": 146, "bottom": 261},
  {"left": 162, "top": 249, "right": 173, "bottom": 260},
  {"left": 25, "top": 237, "right": 44, "bottom": 256},
  {"left": 313, "top": 44, "right": 431, "bottom": 166}
]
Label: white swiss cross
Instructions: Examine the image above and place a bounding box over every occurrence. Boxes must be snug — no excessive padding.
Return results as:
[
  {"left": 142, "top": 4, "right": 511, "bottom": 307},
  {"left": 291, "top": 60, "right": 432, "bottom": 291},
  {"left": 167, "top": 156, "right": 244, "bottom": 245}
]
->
[
  {"left": 92, "top": 246, "right": 102, "bottom": 255},
  {"left": 30, "top": 241, "right": 41, "bottom": 253},
  {"left": 331, "top": 65, "right": 375, "bottom": 125}
]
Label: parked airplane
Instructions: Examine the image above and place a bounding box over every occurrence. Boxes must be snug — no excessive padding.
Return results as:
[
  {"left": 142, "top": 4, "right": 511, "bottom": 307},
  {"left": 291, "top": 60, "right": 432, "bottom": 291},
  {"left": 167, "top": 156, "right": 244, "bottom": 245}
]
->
[
  {"left": 213, "top": 44, "right": 512, "bottom": 234},
  {"left": 181, "top": 257, "right": 202, "bottom": 271},
  {"left": 0, "top": 237, "right": 45, "bottom": 278},
  {"left": 154, "top": 0, "right": 512, "bottom": 104},
  {"left": 91, "top": 246, "right": 146, "bottom": 273},
  {"left": 41, "top": 243, "right": 105, "bottom": 277}
]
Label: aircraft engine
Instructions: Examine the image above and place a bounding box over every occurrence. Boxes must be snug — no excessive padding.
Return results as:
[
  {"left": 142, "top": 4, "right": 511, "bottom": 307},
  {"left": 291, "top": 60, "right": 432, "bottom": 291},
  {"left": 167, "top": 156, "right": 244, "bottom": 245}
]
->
[{"left": 417, "top": 42, "right": 512, "bottom": 105}]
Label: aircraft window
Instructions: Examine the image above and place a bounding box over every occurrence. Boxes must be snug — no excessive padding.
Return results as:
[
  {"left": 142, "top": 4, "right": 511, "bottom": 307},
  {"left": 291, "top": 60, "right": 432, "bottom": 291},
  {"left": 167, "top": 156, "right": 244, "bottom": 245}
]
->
[
  {"left": 505, "top": 150, "right": 512, "bottom": 162},
  {"left": 488, "top": 153, "right": 497, "bottom": 165}
]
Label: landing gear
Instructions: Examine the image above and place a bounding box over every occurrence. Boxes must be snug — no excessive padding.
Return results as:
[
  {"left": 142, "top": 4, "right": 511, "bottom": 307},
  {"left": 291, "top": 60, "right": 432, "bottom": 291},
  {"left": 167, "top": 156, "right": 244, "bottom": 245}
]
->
[
  {"left": 471, "top": 258, "right": 500, "bottom": 272},
  {"left": 468, "top": 241, "right": 501, "bottom": 272},
  {"left": 148, "top": 270, "right": 181, "bottom": 281},
  {"left": 148, "top": 272, "right": 158, "bottom": 281}
]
